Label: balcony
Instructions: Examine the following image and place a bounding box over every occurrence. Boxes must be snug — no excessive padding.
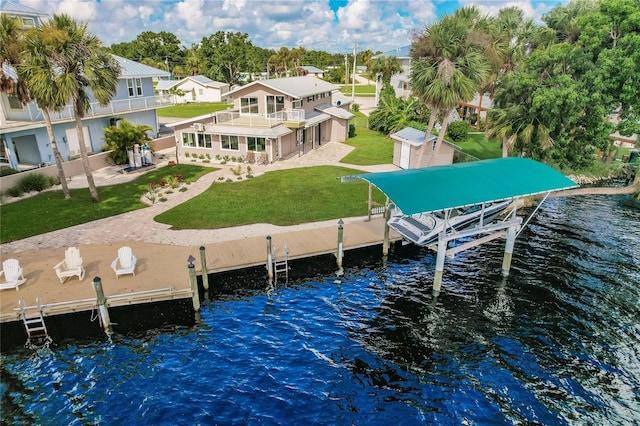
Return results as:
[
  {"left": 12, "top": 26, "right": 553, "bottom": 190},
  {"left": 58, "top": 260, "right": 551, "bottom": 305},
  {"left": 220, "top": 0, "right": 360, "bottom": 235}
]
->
[
  {"left": 215, "top": 109, "right": 305, "bottom": 129},
  {"left": 27, "top": 95, "right": 176, "bottom": 123}
]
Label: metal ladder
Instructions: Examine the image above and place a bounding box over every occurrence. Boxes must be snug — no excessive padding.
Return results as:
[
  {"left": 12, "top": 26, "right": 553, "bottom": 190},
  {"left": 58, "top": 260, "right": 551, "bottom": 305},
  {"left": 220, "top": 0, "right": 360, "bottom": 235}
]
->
[
  {"left": 273, "top": 243, "right": 289, "bottom": 283},
  {"left": 18, "top": 296, "right": 49, "bottom": 340}
]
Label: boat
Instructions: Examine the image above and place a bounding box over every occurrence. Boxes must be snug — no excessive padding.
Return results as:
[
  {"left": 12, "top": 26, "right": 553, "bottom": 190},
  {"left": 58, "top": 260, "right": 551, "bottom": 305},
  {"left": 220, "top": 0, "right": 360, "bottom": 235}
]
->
[{"left": 387, "top": 200, "right": 513, "bottom": 246}]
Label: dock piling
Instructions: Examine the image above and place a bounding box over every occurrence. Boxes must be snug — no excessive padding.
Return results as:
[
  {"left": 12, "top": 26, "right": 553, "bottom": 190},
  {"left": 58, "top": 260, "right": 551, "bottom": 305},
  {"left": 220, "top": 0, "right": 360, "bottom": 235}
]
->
[
  {"left": 383, "top": 200, "right": 391, "bottom": 256},
  {"left": 187, "top": 255, "right": 200, "bottom": 311},
  {"left": 199, "top": 246, "right": 209, "bottom": 291},
  {"left": 91, "top": 277, "right": 112, "bottom": 334},
  {"left": 501, "top": 225, "right": 517, "bottom": 277},
  {"left": 266, "top": 236, "right": 274, "bottom": 283},
  {"left": 432, "top": 238, "right": 448, "bottom": 296},
  {"left": 336, "top": 219, "right": 344, "bottom": 275}
]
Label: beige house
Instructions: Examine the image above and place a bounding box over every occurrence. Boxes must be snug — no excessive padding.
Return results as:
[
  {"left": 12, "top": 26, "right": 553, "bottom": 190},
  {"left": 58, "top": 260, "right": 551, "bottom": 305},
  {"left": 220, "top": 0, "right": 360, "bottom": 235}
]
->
[
  {"left": 168, "top": 77, "right": 354, "bottom": 163},
  {"left": 391, "top": 127, "right": 459, "bottom": 169}
]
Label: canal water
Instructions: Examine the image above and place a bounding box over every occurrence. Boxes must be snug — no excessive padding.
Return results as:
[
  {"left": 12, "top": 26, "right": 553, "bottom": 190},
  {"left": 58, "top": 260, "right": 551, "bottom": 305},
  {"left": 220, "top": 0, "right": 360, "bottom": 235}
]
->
[{"left": 1, "top": 194, "right": 639, "bottom": 425}]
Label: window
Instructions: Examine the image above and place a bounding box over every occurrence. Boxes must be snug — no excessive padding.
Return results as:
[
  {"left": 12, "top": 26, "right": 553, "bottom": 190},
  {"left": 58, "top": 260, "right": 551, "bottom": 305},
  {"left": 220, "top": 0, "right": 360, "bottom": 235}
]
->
[
  {"left": 8, "top": 95, "right": 22, "bottom": 110},
  {"left": 127, "top": 78, "right": 143, "bottom": 97},
  {"left": 202, "top": 134, "right": 212, "bottom": 148},
  {"left": 292, "top": 99, "right": 302, "bottom": 109},
  {"left": 221, "top": 135, "right": 239, "bottom": 150},
  {"left": 198, "top": 88, "right": 204, "bottom": 95},
  {"left": 247, "top": 137, "right": 266, "bottom": 152},
  {"left": 182, "top": 132, "right": 196, "bottom": 147},
  {"left": 266, "top": 95, "right": 285, "bottom": 114},
  {"left": 21, "top": 17, "right": 36, "bottom": 27},
  {"left": 240, "top": 97, "right": 258, "bottom": 114}
]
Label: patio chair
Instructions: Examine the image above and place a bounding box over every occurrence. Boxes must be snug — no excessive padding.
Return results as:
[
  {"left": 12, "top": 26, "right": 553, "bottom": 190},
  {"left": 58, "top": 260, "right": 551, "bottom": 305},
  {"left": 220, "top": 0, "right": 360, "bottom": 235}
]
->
[
  {"left": 53, "top": 246, "right": 86, "bottom": 283},
  {"left": 0, "top": 258, "right": 27, "bottom": 291},
  {"left": 111, "top": 246, "right": 137, "bottom": 278}
]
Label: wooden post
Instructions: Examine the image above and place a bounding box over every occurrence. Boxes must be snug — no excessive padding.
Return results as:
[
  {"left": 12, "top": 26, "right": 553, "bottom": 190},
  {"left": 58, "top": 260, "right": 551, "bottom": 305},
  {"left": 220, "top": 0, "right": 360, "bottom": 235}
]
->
[
  {"left": 199, "top": 246, "right": 209, "bottom": 291},
  {"left": 187, "top": 255, "right": 200, "bottom": 311},
  {"left": 367, "top": 183, "right": 373, "bottom": 222},
  {"left": 336, "top": 219, "right": 344, "bottom": 275},
  {"left": 432, "top": 237, "right": 448, "bottom": 296},
  {"left": 91, "top": 277, "right": 112, "bottom": 334},
  {"left": 266, "top": 236, "right": 274, "bottom": 283},
  {"left": 501, "top": 225, "right": 517, "bottom": 277},
  {"left": 382, "top": 198, "right": 391, "bottom": 256}
]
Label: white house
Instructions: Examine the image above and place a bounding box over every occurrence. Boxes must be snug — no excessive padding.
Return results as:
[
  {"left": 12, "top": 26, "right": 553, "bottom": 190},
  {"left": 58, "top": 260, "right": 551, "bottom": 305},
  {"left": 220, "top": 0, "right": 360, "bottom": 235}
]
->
[
  {"left": 0, "top": 1, "right": 174, "bottom": 171},
  {"left": 301, "top": 66, "right": 325, "bottom": 78},
  {"left": 155, "top": 75, "right": 230, "bottom": 103},
  {"left": 374, "top": 46, "right": 412, "bottom": 99}
]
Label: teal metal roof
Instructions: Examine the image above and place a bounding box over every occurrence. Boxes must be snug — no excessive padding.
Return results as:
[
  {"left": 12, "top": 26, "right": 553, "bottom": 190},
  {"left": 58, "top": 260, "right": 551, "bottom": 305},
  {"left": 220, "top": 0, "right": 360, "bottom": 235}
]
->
[{"left": 346, "top": 158, "right": 579, "bottom": 215}]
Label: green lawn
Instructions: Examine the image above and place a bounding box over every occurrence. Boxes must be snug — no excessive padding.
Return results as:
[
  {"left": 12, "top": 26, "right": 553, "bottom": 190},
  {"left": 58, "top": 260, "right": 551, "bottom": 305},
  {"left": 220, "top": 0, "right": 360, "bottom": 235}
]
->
[
  {"left": 341, "top": 113, "right": 394, "bottom": 165},
  {"left": 339, "top": 85, "right": 376, "bottom": 96},
  {"left": 0, "top": 165, "right": 213, "bottom": 243},
  {"left": 158, "top": 102, "right": 233, "bottom": 118},
  {"left": 155, "top": 166, "right": 386, "bottom": 228},
  {"left": 455, "top": 132, "right": 502, "bottom": 160}
]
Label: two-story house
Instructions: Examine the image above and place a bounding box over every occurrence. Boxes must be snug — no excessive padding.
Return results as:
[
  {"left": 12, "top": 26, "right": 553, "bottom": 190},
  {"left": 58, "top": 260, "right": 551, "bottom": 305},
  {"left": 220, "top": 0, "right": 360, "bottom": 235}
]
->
[
  {"left": 169, "top": 76, "right": 354, "bottom": 163},
  {"left": 0, "top": 1, "right": 173, "bottom": 172},
  {"left": 155, "top": 75, "right": 230, "bottom": 103}
]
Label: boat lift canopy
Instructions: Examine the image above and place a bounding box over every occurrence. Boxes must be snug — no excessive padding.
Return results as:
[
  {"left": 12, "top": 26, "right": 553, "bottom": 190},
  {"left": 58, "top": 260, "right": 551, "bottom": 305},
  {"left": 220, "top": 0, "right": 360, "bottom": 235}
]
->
[{"left": 342, "top": 157, "right": 578, "bottom": 215}]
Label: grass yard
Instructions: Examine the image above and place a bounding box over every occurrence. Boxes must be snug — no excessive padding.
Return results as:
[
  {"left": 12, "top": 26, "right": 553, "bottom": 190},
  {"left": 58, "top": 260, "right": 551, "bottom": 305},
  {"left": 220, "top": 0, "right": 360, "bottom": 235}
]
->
[
  {"left": 155, "top": 166, "right": 387, "bottom": 229},
  {"left": 158, "top": 102, "right": 233, "bottom": 118},
  {"left": 339, "top": 85, "right": 376, "bottom": 96},
  {"left": 341, "top": 113, "right": 394, "bottom": 165},
  {"left": 456, "top": 132, "right": 502, "bottom": 160},
  {"left": 0, "top": 165, "right": 213, "bottom": 243}
]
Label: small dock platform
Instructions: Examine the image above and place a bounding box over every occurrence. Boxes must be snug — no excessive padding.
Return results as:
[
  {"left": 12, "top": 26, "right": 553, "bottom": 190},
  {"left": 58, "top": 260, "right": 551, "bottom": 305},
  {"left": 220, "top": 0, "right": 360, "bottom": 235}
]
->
[{"left": 0, "top": 217, "right": 401, "bottom": 324}]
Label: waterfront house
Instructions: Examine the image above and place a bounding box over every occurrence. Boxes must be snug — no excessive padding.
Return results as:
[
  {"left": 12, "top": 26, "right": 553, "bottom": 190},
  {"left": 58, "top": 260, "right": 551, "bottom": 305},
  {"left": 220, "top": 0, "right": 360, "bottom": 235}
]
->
[
  {"left": 169, "top": 76, "right": 354, "bottom": 163},
  {"left": 0, "top": 1, "right": 173, "bottom": 172},
  {"left": 155, "top": 75, "right": 230, "bottom": 103}
]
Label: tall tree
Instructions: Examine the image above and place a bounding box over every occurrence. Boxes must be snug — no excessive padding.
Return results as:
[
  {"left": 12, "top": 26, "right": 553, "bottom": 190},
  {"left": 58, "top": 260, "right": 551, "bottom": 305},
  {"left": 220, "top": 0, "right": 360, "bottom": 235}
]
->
[
  {"left": 49, "top": 14, "right": 121, "bottom": 203},
  {"left": 19, "top": 22, "right": 73, "bottom": 198},
  {"left": 200, "top": 31, "right": 255, "bottom": 84},
  {"left": 411, "top": 7, "right": 491, "bottom": 166},
  {"left": 0, "top": 15, "right": 30, "bottom": 103}
]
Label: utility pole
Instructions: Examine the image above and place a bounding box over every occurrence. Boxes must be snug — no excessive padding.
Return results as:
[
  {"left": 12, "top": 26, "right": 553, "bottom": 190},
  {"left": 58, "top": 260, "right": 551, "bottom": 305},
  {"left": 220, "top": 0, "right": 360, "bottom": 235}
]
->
[
  {"left": 351, "top": 42, "right": 357, "bottom": 102},
  {"left": 344, "top": 54, "right": 349, "bottom": 85}
]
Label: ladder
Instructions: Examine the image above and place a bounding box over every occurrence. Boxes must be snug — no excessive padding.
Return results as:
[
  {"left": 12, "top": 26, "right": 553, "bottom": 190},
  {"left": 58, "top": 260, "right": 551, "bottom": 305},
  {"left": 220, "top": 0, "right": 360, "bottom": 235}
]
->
[
  {"left": 18, "top": 296, "right": 49, "bottom": 340},
  {"left": 273, "top": 243, "right": 289, "bottom": 283}
]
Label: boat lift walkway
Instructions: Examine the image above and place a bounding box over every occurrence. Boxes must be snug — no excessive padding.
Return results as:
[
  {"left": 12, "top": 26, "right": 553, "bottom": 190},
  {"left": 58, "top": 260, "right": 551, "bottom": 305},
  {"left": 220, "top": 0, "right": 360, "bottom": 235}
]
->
[{"left": 343, "top": 157, "right": 579, "bottom": 295}]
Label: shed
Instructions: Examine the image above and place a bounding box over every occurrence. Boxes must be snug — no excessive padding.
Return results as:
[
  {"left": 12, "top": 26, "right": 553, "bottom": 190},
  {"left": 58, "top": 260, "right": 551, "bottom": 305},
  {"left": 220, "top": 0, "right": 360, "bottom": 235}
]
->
[{"left": 390, "top": 127, "right": 459, "bottom": 169}]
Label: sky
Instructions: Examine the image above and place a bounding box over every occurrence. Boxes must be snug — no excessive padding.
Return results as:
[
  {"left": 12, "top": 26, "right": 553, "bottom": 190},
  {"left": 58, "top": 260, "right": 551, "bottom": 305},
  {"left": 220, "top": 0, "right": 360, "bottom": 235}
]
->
[{"left": 18, "top": 0, "right": 570, "bottom": 54}]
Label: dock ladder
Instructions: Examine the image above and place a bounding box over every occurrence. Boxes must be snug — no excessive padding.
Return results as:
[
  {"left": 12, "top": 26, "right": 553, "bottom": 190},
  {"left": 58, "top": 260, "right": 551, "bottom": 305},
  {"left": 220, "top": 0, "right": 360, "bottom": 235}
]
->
[
  {"left": 18, "top": 296, "right": 49, "bottom": 340},
  {"left": 273, "top": 243, "right": 290, "bottom": 283}
]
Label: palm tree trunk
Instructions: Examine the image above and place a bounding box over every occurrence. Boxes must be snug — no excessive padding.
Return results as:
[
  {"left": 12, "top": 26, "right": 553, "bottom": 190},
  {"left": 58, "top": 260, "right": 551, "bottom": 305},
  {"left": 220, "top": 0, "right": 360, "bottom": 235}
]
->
[
  {"left": 427, "top": 110, "right": 452, "bottom": 167},
  {"left": 476, "top": 95, "right": 483, "bottom": 130},
  {"left": 416, "top": 109, "right": 439, "bottom": 167},
  {"left": 73, "top": 109, "right": 99, "bottom": 203},
  {"left": 502, "top": 136, "right": 509, "bottom": 158},
  {"left": 43, "top": 109, "right": 70, "bottom": 199}
]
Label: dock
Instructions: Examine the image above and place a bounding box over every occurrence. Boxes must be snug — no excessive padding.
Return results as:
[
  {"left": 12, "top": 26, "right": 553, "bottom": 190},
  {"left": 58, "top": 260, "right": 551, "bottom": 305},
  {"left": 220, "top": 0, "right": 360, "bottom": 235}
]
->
[{"left": 0, "top": 216, "right": 401, "bottom": 324}]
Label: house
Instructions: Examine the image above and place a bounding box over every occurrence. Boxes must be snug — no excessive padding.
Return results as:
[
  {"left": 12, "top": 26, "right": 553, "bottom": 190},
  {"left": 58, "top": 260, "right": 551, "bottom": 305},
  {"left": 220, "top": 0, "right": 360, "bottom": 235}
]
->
[
  {"left": 391, "top": 127, "right": 459, "bottom": 169},
  {"left": 374, "top": 46, "right": 412, "bottom": 99},
  {"left": 301, "top": 66, "right": 324, "bottom": 78},
  {"left": 155, "top": 75, "right": 230, "bottom": 103},
  {"left": 0, "top": 2, "right": 173, "bottom": 172},
  {"left": 168, "top": 76, "right": 354, "bottom": 163}
]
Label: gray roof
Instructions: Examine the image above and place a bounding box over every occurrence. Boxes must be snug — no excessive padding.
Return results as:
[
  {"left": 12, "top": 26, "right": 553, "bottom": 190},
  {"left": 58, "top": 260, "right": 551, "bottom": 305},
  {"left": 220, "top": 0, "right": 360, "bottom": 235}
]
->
[
  {"left": 112, "top": 55, "right": 170, "bottom": 79},
  {"left": 188, "top": 75, "right": 228, "bottom": 88},
  {"left": 315, "top": 104, "right": 354, "bottom": 120},
  {"left": 226, "top": 76, "right": 339, "bottom": 99},
  {"left": 0, "top": 1, "right": 48, "bottom": 17},
  {"left": 155, "top": 80, "right": 179, "bottom": 90},
  {"left": 376, "top": 45, "right": 411, "bottom": 59},
  {"left": 304, "top": 111, "right": 331, "bottom": 128},
  {"left": 390, "top": 127, "right": 458, "bottom": 148},
  {"left": 302, "top": 66, "right": 324, "bottom": 74}
]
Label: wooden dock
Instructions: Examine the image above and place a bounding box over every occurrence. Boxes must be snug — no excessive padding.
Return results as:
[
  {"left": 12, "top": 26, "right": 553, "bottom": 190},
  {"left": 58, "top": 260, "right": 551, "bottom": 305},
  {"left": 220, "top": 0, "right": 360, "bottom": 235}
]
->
[{"left": 0, "top": 217, "right": 400, "bottom": 323}]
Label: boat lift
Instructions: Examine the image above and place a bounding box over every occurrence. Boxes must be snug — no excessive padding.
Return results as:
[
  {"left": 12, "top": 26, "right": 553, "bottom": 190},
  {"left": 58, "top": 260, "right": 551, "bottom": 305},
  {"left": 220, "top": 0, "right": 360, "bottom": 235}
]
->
[{"left": 342, "top": 158, "right": 579, "bottom": 295}]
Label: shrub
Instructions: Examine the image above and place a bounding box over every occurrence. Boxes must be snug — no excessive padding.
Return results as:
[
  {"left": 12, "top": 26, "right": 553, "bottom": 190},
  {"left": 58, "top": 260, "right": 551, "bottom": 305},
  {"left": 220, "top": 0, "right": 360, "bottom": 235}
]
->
[
  {"left": 349, "top": 124, "right": 356, "bottom": 138},
  {"left": 0, "top": 167, "right": 18, "bottom": 177},
  {"left": 17, "top": 173, "right": 51, "bottom": 193},
  {"left": 446, "top": 121, "right": 470, "bottom": 143},
  {"left": 184, "top": 152, "right": 191, "bottom": 157},
  {"left": 206, "top": 154, "right": 211, "bottom": 160},
  {"left": 199, "top": 154, "right": 205, "bottom": 160},
  {"left": 351, "top": 103, "right": 360, "bottom": 113}
]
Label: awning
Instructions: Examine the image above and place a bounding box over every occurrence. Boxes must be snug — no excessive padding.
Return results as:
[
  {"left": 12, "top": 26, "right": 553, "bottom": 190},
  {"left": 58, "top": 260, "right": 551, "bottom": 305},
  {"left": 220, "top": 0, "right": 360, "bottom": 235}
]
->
[
  {"left": 305, "top": 111, "right": 331, "bottom": 128},
  {"left": 343, "top": 157, "right": 579, "bottom": 215},
  {"left": 207, "top": 124, "right": 292, "bottom": 138}
]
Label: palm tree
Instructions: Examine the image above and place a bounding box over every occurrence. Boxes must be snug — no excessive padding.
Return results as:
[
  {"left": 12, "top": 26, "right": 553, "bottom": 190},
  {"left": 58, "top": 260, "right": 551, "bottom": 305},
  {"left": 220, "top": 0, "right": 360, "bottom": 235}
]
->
[
  {"left": 411, "top": 8, "right": 491, "bottom": 166},
  {"left": 48, "top": 14, "right": 120, "bottom": 203},
  {"left": 19, "top": 24, "right": 72, "bottom": 198},
  {"left": 369, "top": 55, "right": 402, "bottom": 106},
  {"left": 0, "top": 15, "right": 30, "bottom": 104}
]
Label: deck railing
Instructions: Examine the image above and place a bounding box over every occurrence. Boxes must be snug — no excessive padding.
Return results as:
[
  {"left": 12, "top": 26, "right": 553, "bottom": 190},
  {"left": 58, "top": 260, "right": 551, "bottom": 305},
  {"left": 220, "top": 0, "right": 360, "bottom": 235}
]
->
[
  {"left": 216, "top": 109, "right": 305, "bottom": 127},
  {"left": 32, "top": 95, "right": 176, "bottom": 122}
]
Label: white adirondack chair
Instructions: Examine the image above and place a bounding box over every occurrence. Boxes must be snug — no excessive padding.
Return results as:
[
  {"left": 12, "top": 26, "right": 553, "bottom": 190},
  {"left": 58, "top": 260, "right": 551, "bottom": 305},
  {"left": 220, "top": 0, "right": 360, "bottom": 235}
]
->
[
  {"left": 53, "top": 247, "right": 86, "bottom": 283},
  {"left": 111, "top": 246, "right": 137, "bottom": 278},
  {"left": 0, "top": 258, "right": 27, "bottom": 290}
]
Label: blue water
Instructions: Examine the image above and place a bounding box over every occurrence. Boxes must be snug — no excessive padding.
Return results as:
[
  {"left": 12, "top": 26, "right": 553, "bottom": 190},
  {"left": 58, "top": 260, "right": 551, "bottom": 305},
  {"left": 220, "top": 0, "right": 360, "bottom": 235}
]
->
[{"left": 2, "top": 194, "right": 640, "bottom": 425}]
